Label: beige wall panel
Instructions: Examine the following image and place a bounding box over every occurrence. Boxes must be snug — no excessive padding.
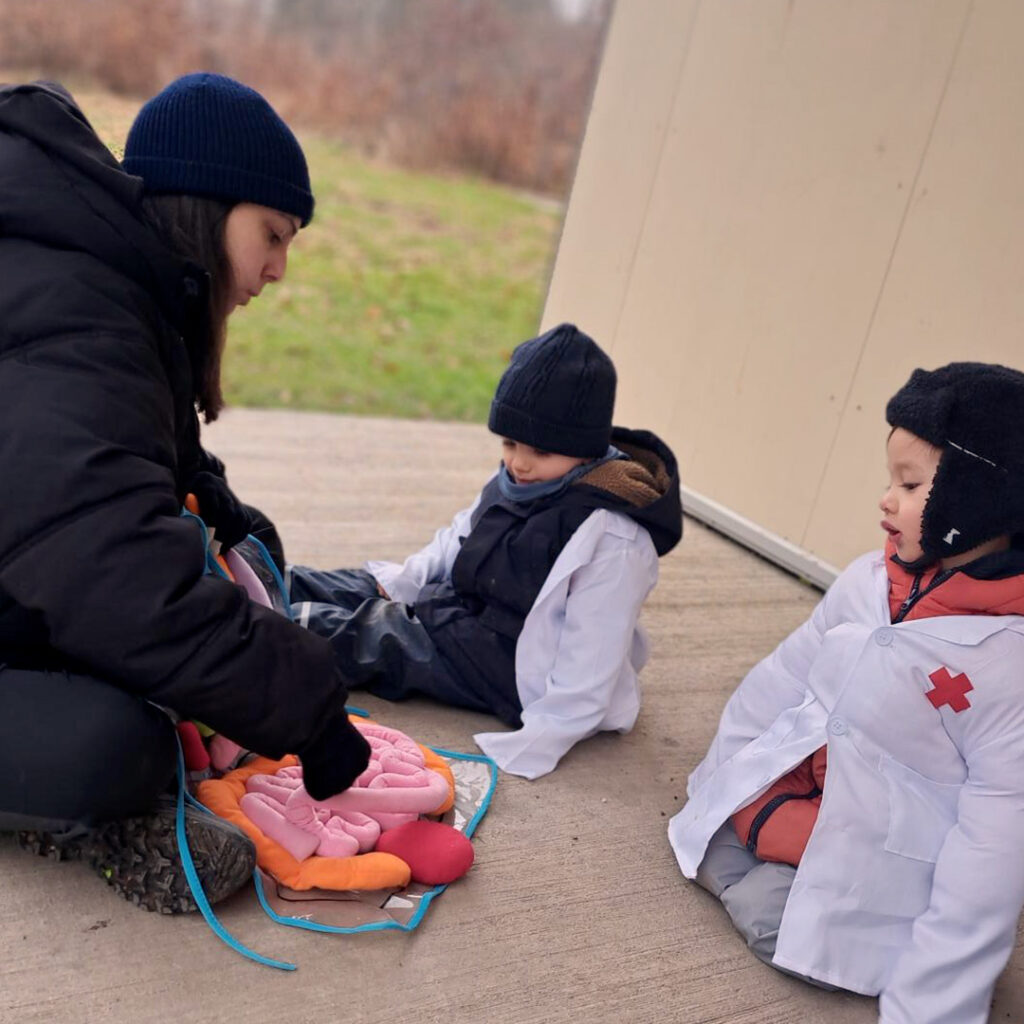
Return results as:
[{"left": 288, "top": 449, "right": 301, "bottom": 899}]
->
[
  {"left": 806, "top": 0, "right": 1024, "bottom": 569},
  {"left": 542, "top": 0, "right": 699, "bottom": 346},
  {"left": 604, "top": 0, "right": 970, "bottom": 548}
]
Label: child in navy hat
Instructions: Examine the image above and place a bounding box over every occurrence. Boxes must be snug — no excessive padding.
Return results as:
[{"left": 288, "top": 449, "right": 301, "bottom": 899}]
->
[
  {"left": 290, "top": 323, "right": 683, "bottom": 779},
  {"left": 669, "top": 361, "right": 1024, "bottom": 1022}
]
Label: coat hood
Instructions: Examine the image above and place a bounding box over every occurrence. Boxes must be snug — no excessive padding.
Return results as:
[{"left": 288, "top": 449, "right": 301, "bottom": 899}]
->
[
  {"left": 0, "top": 80, "right": 204, "bottom": 341},
  {"left": 575, "top": 426, "right": 683, "bottom": 556}
]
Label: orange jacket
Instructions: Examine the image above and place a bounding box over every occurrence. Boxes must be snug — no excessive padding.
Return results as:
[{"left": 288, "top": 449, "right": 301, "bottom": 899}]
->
[{"left": 732, "top": 539, "right": 1024, "bottom": 866}]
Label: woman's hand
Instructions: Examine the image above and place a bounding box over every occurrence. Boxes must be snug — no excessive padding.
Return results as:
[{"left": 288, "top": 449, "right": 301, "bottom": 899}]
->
[
  {"left": 187, "top": 470, "right": 251, "bottom": 551},
  {"left": 299, "top": 713, "right": 373, "bottom": 800}
]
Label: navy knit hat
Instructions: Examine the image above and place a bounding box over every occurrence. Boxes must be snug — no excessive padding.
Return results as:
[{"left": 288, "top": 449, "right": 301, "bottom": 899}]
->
[
  {"left": 123, "top": 73, "right": 314, "bottom": 226},
  {"left": 886, "top": 361, "right": 1024, "bottom": 558},
  {"left": 488, "top": 323, "right": 616, "bottom": 458}
]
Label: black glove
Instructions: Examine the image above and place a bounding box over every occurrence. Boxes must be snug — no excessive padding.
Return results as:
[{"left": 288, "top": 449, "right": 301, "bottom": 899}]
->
[
  {"left": 187, "top": 470, "right": 252, "bottom": 552},
  {"left": 197, "top": 447, "right": 227, "bottom": 479},
  {"left": 299, "top": 712, "right": 372, "bottom": 800}
]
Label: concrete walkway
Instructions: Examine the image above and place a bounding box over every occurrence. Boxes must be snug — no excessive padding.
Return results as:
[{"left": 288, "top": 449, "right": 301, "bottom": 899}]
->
[{"left": 1, "top": 409, "right": 1020, "bottom": 1023}]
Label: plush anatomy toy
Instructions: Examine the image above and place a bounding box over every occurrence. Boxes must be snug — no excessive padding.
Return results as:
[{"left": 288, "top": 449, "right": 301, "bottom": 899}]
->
[
  {"left": 240, "top": 723, "right": 450, "bottom": 859},
  {"left": 235, "top": 721, "right": 474, "bottom": 885}
]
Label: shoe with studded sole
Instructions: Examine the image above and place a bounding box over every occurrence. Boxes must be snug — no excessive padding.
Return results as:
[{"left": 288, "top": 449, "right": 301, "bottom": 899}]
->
[{"left": 17, "top": 795, "right": 256, "bottom": 914}]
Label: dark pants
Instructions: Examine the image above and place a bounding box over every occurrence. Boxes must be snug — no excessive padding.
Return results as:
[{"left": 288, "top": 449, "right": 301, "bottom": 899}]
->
[
  {"left": 0, "top": 665, "right": 177, "bottom": 832},
  {"left": 290, "top": 566, "right": 522, "bottom": 723}
]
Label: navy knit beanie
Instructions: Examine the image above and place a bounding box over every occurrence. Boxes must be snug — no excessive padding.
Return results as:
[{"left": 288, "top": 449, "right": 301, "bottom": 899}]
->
[
  {"left": 123, "top": 72, "right": 314, "bottom": 226},
  {"left": 886, "top": 361, "right": 1024, "bottom": 558},
  {"left": 488, "top": 323, "right": 616, "bottom": 458}
]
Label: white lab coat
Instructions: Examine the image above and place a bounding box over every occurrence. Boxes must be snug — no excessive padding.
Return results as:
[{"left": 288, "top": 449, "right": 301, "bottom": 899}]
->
[
  {"left": 367, "top": 480, "right": 659, "bottom": 780},
  {"left": 668, "top": 549, "right": 1024, "bottom": 1024}
]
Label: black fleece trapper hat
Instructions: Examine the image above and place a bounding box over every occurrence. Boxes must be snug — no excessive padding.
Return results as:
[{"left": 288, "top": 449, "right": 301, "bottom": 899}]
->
[
  {"left": 886, "top": 361, "right": 1024, "bottom": 559},
  {"left": 488, "top": 323, "right": 616, "bottom": 458}
]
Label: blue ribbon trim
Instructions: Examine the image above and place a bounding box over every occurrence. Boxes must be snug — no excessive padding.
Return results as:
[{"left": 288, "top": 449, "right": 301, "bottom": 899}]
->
[{"left": 174, "top": 738, "right": 296, "bottom": 971}]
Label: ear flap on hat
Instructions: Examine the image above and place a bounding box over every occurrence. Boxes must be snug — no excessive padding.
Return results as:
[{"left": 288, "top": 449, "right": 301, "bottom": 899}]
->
[{"left": 920, "top": 446, "right": 1018, "bottom": 558}]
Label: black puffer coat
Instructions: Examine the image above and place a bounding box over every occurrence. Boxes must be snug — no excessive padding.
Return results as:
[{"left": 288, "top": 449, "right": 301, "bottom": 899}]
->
[{"left": 0, "top": 82, "right": 361, "bottom": 785}]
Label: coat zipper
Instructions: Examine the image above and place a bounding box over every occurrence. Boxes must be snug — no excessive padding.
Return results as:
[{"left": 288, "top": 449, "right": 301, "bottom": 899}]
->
[
  {"left": 892, "top": 567, "right": 960, "bottom": 623},
  {"left": 744, "top": 785, "right": 823, "bottom": 855}
]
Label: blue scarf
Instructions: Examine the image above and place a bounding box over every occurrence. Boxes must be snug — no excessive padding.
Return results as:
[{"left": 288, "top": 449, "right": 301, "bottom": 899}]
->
[{"left": 497, "top": 445, "right": 626, "bottom": 504}]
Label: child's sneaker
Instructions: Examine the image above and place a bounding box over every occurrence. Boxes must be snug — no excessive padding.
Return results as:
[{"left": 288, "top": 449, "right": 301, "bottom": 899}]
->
[{"left": 17, "top": 796, "right": 256, "bottom": 914}]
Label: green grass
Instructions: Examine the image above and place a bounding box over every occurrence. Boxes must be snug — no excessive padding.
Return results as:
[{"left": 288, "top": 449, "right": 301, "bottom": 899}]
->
[
  {"left": 10, "top": 70, "right": 564, "bottom": 422},
  {"left": 230, "top": 135, "right": 562, "bottom": 420}
]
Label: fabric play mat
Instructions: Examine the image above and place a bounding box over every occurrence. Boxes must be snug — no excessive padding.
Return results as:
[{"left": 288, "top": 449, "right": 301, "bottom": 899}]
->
[{"left": 198, "top": 714, "right": 496, "bottom": 935}]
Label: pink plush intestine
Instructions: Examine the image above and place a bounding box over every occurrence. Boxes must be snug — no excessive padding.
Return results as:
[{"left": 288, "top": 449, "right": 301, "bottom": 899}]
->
[{"left": 239, "top": 722, "right": 450, "bottom": 861}]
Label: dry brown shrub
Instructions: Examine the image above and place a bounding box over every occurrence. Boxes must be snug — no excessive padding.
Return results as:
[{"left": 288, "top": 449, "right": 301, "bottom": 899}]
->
[{"left": 0, "top": 0, "right": 609, "bottom": 195}]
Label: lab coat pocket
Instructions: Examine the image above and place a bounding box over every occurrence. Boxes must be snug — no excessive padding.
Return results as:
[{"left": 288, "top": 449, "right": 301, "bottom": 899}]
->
[{"left": 880, "top": 754, "right": 960, "bottom": 863}]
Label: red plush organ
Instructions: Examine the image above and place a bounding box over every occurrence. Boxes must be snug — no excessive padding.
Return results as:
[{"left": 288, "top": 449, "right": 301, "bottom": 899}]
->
[
  {"left": 176, "top": 721, "right": 210, "bottom": 771},
  {"left": 375, "top": 820, "right": 475, "bottom": 885}
]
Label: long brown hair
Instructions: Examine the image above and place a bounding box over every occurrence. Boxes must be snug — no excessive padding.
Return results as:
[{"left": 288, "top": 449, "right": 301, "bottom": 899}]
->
[{"left": 140, "top": 194, "right": 233, "bottom": 422}]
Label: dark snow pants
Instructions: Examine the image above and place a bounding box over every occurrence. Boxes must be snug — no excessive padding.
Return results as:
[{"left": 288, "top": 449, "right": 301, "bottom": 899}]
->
[
  {"left": 289, "top": 566, "right": 522, "bottom": 725},
  {"left": 0, "top": 665, "right": 177, "bottom": 831}
]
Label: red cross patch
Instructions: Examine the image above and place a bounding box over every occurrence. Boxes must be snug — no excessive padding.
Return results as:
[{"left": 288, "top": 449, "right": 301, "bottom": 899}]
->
[{"left": 926, "top": 667, "right": 973, "bottom": 713}]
